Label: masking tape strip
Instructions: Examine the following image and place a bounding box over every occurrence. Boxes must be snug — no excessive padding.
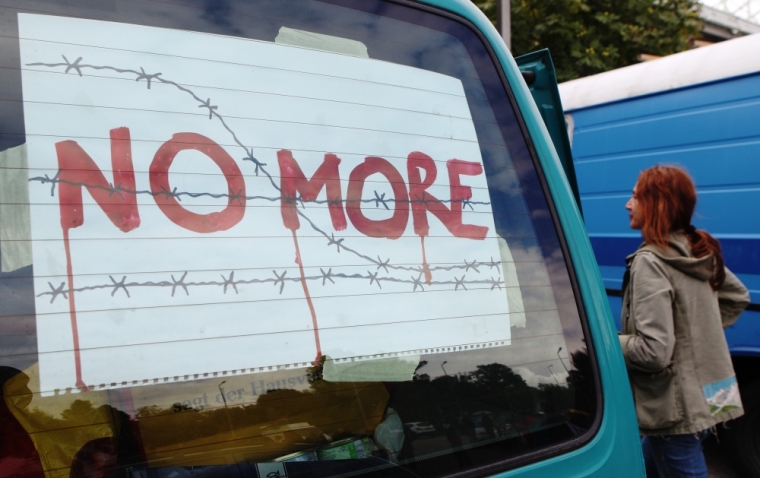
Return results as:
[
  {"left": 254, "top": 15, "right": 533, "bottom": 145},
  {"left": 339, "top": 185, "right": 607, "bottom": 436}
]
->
[
  {"left": 0, "top": 143, "right": 32, "bottom": 273},
  {"left": 275, "top": 26, "right": 369, "bottom": 58},
  {"left": 323, "top": 355, "right": 420, "bottom": 382},
  {"left": 498, "top": 237, "right": 525, "bottom": 326}
]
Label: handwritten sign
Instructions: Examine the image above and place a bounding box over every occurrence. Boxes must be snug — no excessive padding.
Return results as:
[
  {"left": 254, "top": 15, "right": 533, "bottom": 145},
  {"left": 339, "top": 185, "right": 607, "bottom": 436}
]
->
[{"left": 19, "top": 14, "right": 510, "bottom": 394}]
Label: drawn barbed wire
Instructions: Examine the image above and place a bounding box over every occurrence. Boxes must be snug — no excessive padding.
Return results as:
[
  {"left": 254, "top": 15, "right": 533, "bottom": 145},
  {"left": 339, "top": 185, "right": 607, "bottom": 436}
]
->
[
  {"left": 37, "top": 267, "right": 505, "bottom": 303},
  {"left": 27, "top": 172, "right": 490, "bottom": 210},
  {"left": 26, "top": 56, "right": 498, "bottom": 282}
]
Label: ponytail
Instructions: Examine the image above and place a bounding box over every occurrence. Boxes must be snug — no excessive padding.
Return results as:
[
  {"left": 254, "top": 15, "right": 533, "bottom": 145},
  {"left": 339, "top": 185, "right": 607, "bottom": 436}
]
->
[{"left": 685, "top": 225, "right": 725, "bottom": 290}]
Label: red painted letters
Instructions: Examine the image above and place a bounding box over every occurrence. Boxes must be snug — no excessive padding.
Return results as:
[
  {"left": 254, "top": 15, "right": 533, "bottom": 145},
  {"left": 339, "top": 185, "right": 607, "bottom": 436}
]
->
[
  {"left": 407, "top": 152, "right": 487, "bottom": 240},
  {"left": 407, "top": 151, "right": 451, "bottom": 237},
  {"left": 278, "top": 150, "right": 347, "bottom": 231},
  {"left": 55, "top": 127, "right": 140, "bottom": 232},
  {"left": 150, "top": 133, "right": 246, "bottom": 233},
  {"left": 55, "top": 126, "right": 143, "bottom": 390},
  {"left": 55, "top": 131, "right": 487, "bottom": 240},
  {"left": 346, "top": 157, "right": 409, "bottom": 240},
  {"left": 446, "top": 159, "right": 488, "bottom": 240}
]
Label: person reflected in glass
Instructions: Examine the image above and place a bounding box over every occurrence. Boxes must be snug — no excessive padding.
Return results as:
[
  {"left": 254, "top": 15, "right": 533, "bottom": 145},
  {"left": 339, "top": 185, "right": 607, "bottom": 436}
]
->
[{"left": 619, "top": 165, "right": 749, "bottom": 478}]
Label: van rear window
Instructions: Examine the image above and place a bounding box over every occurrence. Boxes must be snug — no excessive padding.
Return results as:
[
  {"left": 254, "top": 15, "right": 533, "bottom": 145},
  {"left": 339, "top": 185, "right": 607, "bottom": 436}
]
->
[{"left": 0, "top": 0, "right": 598, "bottom": 476}]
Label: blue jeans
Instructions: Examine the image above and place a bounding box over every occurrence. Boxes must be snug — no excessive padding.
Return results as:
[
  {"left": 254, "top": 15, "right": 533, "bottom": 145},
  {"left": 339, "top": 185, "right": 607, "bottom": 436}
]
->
[{"left": 641, "top": 430, "right": 710, "bottom": 478}]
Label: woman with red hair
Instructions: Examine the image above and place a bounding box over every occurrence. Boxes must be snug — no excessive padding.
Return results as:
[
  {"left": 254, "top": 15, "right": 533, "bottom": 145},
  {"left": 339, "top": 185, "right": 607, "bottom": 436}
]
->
[{"left": 620, "top": 165, "right": 749, "bottom": 477}]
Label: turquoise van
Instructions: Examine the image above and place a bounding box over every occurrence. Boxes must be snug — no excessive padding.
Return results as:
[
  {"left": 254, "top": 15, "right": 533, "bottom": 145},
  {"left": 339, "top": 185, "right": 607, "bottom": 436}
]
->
[{"left": 0, "top": 0, "right": 642, "bottom": 476}]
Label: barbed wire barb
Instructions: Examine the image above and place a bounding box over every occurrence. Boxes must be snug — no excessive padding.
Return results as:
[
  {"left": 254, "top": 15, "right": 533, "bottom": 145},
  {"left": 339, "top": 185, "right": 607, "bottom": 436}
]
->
[
  {"left": 109, "top": 275, "right": 130, "bottom": 297},
  {"left": 454, "top": 275, "right": 467, "bottom": 291},
  {"left": 373, "top": 191, "right": 389, "bottom": 210},
  {"left": 170, "top": 272, "right": 189, "bottom": 297},
  {"left": 319, "top": 268, "right": 334, "bottom": 286},
  {"left": 242, "top": 147, "right": 266, "bottom": 176},
  {"left": 367, "top": 271, "right": 382, "bottom": 289},
  {"left": 272, "top": 270, "right": 288, "bottom": 294},
  {"left": 34, "top": 170, "right": 62, "bottom": 197},
  {"left": 135, "top": 67, "right": 161, "bottom": 89},
  {"left": 327, "top": 234, "right": 344, "bottom": 252},
  {"left": 198, "top": 98, "right": 218, "bottom": 119},
  {"left": 47, "top": 281, "right": 68, "bottom": 303},
  {"left": 62, "top": 55, "right": 83, "bottom": 76},
  {"left": 411, "top": 273, "right": 425, "bottom": 292},
  {"left": 221, "top": 271, "right": 238, "bottom": 294},
  {"left": 107, "top": 182, "right": 126, "bottom": 200},
  {"left": 489, "top": 277, "right": 502, "bottom": 290},
  {"left": 229, "top": 188, "right": 245, "bottom": 206}
]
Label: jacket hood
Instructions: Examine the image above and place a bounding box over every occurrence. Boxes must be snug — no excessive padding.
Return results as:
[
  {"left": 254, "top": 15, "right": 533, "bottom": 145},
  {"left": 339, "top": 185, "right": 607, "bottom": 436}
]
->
[{"left": 627, "top": 232, "right": 714, "bottom": 282}]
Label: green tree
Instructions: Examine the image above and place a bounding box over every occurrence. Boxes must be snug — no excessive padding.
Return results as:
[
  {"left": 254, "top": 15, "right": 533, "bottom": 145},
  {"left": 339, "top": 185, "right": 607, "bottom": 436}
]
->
[
  {"left": 473, "top": 0, "right": 703, "bottom": 81},
  {"left": 470, "top": 363, "right": 527, "bottom": 390}
]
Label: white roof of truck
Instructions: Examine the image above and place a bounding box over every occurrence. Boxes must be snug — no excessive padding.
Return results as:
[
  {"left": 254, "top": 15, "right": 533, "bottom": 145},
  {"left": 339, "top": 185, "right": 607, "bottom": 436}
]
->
[{"left": 558, "top": 32, "right": 760, "bottom": 111}]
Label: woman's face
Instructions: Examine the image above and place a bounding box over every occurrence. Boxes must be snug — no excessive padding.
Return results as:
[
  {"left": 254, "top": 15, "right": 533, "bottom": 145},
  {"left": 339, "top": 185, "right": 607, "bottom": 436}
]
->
[{"left": 625, "top": 183, "right": 643, "bottom": 230}]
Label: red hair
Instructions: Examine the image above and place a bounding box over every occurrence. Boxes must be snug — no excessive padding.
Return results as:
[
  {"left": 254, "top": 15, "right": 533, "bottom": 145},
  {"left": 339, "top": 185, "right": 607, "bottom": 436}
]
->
[{"left": 636, "top": 165, "right": 725, "bottom": 290}]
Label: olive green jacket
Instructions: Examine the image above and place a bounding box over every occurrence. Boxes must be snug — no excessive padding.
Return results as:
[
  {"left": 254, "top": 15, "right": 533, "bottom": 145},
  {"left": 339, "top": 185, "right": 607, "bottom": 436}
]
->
[{"left": 619, "top": 233, "right": 749, "bottom": 435}]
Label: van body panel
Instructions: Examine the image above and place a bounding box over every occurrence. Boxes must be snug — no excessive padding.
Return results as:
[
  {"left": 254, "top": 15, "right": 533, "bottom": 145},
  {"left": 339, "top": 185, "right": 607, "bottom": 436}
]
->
[{"left": 419, "top": 1, "right": 643, "bottom": 475}]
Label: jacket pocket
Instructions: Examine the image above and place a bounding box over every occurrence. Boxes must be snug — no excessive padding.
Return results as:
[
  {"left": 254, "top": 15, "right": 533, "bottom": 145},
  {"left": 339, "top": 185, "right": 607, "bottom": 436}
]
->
[{"left": 629, "top": 365, "right": 683, "bottom": 430}]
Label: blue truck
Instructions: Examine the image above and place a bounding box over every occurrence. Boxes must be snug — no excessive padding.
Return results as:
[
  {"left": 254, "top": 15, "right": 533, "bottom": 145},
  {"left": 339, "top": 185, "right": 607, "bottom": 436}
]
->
[{"left": 560, "top": 32, "right": 760, "bottom": 476}]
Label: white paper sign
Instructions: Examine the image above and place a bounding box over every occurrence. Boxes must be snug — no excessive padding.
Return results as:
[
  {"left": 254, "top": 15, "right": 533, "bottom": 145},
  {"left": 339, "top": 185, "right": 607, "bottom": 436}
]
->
[{"left": 19, "top": 14, "right": 510, "bottom": 393}]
